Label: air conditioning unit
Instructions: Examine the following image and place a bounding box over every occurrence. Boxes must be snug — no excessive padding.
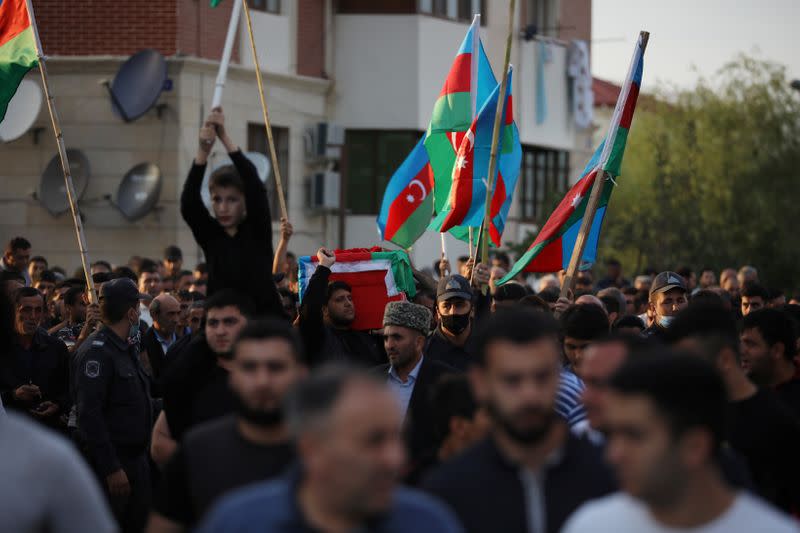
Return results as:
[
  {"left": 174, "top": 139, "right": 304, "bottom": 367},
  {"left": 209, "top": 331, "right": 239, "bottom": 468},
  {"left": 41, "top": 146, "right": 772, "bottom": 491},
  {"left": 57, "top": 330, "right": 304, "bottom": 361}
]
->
[
  {"left": 306, "top": 122, "right": 344, "bottom": 161},
  {"left": 308, "top": 171, "right": 341, "bottom": 211}
]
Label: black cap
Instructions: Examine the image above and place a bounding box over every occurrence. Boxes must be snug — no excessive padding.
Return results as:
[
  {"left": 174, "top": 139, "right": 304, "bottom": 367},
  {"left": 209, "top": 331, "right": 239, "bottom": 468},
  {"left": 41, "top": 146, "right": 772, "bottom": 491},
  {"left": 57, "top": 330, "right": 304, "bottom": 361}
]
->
[
  {"left": 650, "top": 271, "right": 687, "bottom": 296},
  {"left": 100, "top": 278, "right": 149, "bottom": 306},
  {"left": 437, "top": 274, "right": 473, "bottom": 302},
  {"left": 164, "top": 245, "right": 182, "bottom": 261}
]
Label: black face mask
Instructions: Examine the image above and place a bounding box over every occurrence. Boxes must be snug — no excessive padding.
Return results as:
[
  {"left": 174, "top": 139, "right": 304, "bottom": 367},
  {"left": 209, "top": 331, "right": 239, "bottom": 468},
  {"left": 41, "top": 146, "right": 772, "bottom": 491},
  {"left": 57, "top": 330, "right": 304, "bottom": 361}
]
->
[{"left": 441, "top": 312, "right": 470, "bottom": 335}]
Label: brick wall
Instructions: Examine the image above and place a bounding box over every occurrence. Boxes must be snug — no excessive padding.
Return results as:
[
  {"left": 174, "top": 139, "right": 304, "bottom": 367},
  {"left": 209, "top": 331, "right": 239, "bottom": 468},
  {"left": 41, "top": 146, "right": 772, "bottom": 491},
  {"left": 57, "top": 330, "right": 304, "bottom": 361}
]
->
[
  {"left": 33, "top": 0, "right": 179, "bottom": 56},
  {"left": 176, "top": 0, "right": 239, "bottom": 61},
  {"left": 296, "top": 0, "right": 324, "bottom": 77},
  {"left": 31, "top": 0, "right": 237, "bottom": 61}
]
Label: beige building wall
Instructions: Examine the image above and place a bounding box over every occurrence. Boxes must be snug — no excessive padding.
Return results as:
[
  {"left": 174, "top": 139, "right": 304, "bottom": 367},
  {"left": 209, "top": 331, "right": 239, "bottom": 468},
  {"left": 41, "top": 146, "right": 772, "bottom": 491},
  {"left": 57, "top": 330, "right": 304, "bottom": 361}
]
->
[{"left": 0, "top": 56, "right": 329, "bottom": 273}]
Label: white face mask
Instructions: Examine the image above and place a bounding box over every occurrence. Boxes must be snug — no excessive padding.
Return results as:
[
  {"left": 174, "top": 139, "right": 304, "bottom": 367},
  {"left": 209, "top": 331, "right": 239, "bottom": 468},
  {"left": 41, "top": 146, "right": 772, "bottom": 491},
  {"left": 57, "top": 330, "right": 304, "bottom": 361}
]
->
[{"left": 658, "top": 315, "right": 675, "bottom": 328}]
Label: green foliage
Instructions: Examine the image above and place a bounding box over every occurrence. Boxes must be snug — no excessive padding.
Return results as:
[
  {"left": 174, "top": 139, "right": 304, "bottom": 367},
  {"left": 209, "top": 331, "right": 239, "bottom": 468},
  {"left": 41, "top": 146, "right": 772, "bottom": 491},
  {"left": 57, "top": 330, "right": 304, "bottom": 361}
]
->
[{"left": 600, "top": 55, "right": 800, "bottom": 290}]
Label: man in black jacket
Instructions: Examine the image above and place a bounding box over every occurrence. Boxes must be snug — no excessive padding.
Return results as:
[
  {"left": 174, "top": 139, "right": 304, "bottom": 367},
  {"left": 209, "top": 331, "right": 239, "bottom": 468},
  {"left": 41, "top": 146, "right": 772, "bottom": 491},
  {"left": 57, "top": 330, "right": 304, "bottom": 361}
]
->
[
  {"left": 180, "top": 107, "right": 283, "bottom": 318},
  {"left": 0, "top": 287, "right": 69, "bottom": 429},
  {"left": 141, "top": 293, "right": 181, "bottom": 384},
  {"left": 423, "top": 307, "right": 616, "bottom": 533},
  {"left": 298, "top": 248, "right": 383, "bottom": 367},
  {"left": 372, "top": 301, "right": 455, "bottom": 473}
]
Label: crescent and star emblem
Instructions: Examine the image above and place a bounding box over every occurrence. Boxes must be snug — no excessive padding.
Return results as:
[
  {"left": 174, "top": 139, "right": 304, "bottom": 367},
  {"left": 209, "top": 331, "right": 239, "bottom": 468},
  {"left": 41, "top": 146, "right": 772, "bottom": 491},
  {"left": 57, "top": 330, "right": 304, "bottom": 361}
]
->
[{"left": 406, "top": 179, "right": 427, "bottom": 203}]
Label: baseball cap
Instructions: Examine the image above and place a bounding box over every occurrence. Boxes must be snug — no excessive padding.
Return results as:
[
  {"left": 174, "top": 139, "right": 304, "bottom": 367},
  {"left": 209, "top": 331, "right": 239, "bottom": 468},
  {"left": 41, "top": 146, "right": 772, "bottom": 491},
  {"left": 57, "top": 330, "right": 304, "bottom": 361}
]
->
[
  {"left": 437, "top": 274, "right": 473, "bottom": 302},
  {"left": 650, "top": 271, "right": 687, "bottom": 296},
  {"left": 100, "top": 278, "right": 149, "bottom": 305}
]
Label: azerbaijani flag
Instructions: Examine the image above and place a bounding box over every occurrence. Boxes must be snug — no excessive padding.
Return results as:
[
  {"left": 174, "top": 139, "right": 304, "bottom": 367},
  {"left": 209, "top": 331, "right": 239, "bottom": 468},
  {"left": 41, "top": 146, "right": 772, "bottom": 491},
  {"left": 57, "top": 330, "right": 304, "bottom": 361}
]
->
[
  {"left": 425, "top": 16, "right": 497, "bottom": 218},
  {"left": 498, "top": 32, "right": 647, "bottom": 284},
  {"left": 0, "top": 0, "right": 38, "bottom": 122},
  {"left": 297, "top": 248, "right": 417, "bottom": 331},
  {"left": 377, "top": 16, "right": 496, "bottom": 249},
  {"left": 376, "top": 135, "right": 434, "bottom": 249},
  {"left": 430, "top": 68, "right": 522, "bottom": 247}
]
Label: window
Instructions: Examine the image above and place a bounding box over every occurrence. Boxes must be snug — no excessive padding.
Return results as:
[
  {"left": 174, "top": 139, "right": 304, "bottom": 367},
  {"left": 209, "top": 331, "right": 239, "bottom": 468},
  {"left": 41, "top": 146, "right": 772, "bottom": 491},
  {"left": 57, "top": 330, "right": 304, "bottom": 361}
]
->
[
  {"left": 247, "top": 124, "right": 289, "bottom": 221},
  {"left": 344, "top": 130, "right": 421, "bottom": 215},
  {"left": 248, "top": 0, "right": 280, "bottom": 14},
  {"left": 519, "top": 146, "right": 569, "bottom": 221},
  {"left": 419, "top": 0, "right": 485, "bottom": 22},
  {"left": 525, "top": 0, "right": 558, "bottom": 37}
]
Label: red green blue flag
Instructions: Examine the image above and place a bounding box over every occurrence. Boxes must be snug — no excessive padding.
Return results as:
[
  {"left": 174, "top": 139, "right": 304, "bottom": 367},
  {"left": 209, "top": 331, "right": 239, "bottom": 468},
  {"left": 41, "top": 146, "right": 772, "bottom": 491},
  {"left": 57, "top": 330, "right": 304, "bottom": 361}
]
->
[
  {"left": 498, "top": 33, "right": 646, "bottom": 283},
  {"left": 377, "top": 16, "right": 497, "bottom": 249},
  {"left": 430, "top": 67, "right": 521, "bottom": 247},
  {"left": 0, "top": 0, "right": 38, "bottom": 122},
  {"left": 297, "top": 248, "right": 416, "bottom": 331}
]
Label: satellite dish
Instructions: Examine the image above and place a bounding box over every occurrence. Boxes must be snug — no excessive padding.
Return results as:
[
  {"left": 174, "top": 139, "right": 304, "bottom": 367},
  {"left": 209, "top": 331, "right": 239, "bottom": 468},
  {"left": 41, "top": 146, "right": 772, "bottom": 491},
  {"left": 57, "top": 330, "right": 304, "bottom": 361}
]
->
[
  {"left": 117, "top": 163, "right": 162, "bottom": 221},
  {"left": 108, "top": 49, "right": 167, "bottom": 122},
  {"left": 0, "top": 79, "right": 42, "bottom": 142},
  {"left": 38, "top": 150, "right": 91, "bottom": 216},
  {"left": 200, "top": 151, "right": 272, "bottom": 210}
]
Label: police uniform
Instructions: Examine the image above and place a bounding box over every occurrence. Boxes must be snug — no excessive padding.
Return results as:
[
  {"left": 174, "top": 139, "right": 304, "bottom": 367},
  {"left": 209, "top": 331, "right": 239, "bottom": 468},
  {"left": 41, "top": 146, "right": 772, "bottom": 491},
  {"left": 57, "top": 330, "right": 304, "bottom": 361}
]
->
[{"left": 74, "top": 279, "right": 153, "bottom": 533}]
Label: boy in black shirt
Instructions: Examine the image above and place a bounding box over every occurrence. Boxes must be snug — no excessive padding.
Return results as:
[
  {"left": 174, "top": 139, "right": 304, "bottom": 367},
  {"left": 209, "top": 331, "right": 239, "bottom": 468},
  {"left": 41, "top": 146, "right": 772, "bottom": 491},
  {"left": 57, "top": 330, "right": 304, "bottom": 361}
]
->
[{"left": 180, "top": 108, "right": 284, "bottom": 317}]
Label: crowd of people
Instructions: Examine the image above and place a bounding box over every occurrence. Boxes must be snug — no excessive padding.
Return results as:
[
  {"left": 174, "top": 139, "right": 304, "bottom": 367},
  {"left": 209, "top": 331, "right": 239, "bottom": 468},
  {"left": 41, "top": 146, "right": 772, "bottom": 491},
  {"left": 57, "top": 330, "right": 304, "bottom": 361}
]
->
[{"left": 1, "top": 108, "right": 799, "bottom": 533}]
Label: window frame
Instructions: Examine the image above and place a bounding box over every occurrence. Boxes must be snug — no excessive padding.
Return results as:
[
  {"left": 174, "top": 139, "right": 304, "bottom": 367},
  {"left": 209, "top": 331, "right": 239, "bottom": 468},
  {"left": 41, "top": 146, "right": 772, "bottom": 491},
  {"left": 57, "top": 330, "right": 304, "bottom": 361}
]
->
[
  {"left": 519, "top": 145, "right": 570, "bottom": 222},
  {"left": 248, "top": 0, "right": 280, "bottom": 15},
  {"left": 247, "top": 123, "right": 290, "bottom": 221}
]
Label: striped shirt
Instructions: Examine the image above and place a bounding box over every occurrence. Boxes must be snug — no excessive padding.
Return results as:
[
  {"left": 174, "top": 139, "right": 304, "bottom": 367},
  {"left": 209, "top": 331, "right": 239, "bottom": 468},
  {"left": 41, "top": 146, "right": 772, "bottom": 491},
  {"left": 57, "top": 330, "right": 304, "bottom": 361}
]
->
[{"left": 556, "top": 369, "right": 587, "bottom": 428}]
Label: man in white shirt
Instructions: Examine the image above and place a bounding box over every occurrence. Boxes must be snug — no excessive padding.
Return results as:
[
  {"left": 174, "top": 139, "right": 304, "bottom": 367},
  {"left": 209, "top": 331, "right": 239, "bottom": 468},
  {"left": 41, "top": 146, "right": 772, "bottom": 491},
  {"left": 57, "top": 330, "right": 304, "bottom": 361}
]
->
[{"left": 563, "top": 351, "right": 797, "bottom": 533}]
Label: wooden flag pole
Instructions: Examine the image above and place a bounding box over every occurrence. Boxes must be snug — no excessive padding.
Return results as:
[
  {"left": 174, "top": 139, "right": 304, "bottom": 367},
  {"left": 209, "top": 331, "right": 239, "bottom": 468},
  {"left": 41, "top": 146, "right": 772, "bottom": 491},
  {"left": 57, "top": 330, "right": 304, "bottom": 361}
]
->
[
  {"left": 559, "top": 169, "right": 606, "bottom": 298},
  {"left": 241, "top": 0, "right": 288, "bottom": 220},
  {"left": 560, "top": 31, "right": 649, "bottom": 299},
  {"left": 479, "top": 0, "right": 516, "bottom": 269},
  {"left": 25, "top": 0, "right": 96, "bottom": 302}
]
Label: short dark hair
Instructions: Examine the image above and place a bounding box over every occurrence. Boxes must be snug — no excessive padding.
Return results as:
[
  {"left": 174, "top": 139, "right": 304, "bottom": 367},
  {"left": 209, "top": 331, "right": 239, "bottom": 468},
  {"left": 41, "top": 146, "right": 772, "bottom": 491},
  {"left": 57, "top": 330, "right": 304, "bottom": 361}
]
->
[
  {"left": 700, "top": 266, "right": 715, "bottom": 275},
  {"left": 194, "top": 263, "right": 207, "bottom": 274},
  {"left": 284, "top": 365, "right": 384, "bottom": 437},
  {"left": 612, "top": 314, "right": 645, "bottom": 332},
  {"left": 606, "top": 258, "right": 621, "bottom": 267},
  {"left": 209, "top": 165, "right": 244, "bottom": 193},
  {"left": 518, "top": 294, "right": 551, "bottom": 313},
  {"left": 278, "top": 288, "right": 298, "bottom": 305},
  {"left": 139, "top": 259, "right": 160, "bottom": 275},
  {"left": 191, "top": 278, "right": 207, "bottom": 288},
  {"left": 609, "top": 351, "right": 727, "bottom": 459},
  {"left": 599, "top": 295, "right": 620, "bottom": 315},
  {"left": 37, "top": 270, "right": 57, "bottom": 284},
  {"left": 431, "top": 374, "right": 477, "bottom": 447},
  {"left": 538, "top": 286, "right": 560, "bottom": 304},
  {"left": 741, "top": 283, "right": 769, "bottom": 300},
  {"left": 164, "top": 245, "right": 183, "bottom": 261},
  {"left": 561, "top": 303, "right": 609, "bottom": 341},
  {"left": 326, "top": 281, "right": 351, "bottom": 303},
  {"left": 64, "top": 286, "right": 86, "bottom": 307},
  {"left": 112, "top": 266, "right": 138, "bottom": 282},
  {"left": 235, "top": 318, "right": 305, "bottom": 364},
  {"left": 204, "top": 289, "right": 254, "bottom": 317},
  {"left": 474, "top": 307, "right": 560, "bottom": 367},
  {"left": 662, "top": 303, "right": 740, "bottom": 362},
  {"left": 92, "top": 272, "right": 113, "bottom": 285},
  {"left": 493, "top": 282, "right": 528, "bottom": 303},
  {"left": 690, "top": 289, "right": 723, "bottom": 307},
  {"left": 6, "top": 237, "right": 31, "bottom": 253},
  {"left": 14, "top": 287, "right": 42, "bottom": 305},
  {"left": 30, "top": 255, "right": 47, "bottom": 266},
  {"left": 457, "top": 256, "right": 469, "bottom": 264},
  {"left": 677, "top": 266, "right": 693, "bottom": 279},
  {"left": 622, "top": 286, "right": 638, "bottom": 296},
  {"left": 178, "top": 270, "right": 193, "bottom": 278},
  {"left": 741, "top": 308, "right": 797, "bottom": 360},
  {"left": 92, "top": 260, "right": 112, "bottom": 271},
  {"left": 492, "top": 251, "right": 510, "bottom": 266}
]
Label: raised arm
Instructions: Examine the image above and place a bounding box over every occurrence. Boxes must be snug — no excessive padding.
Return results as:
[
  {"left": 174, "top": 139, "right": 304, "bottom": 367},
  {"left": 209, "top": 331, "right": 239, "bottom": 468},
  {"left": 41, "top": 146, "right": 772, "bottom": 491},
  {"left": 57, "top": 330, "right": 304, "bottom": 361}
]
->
[
  {"left": 299, "top": 249, "right": 335, "bottom": 367},
  {"left": 180, "top": 118, "right": 219, "bottom": 247},
  {"left": 273, "top": 218, "right": 293, "bottom": 274}
]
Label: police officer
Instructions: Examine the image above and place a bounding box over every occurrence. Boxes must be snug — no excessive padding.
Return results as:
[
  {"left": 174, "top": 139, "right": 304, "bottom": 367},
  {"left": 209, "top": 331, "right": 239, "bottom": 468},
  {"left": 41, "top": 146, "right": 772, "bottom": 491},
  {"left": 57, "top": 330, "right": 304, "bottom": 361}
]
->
[{"left": 74, "top": 278, "right": 153, "bottom": 533}]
